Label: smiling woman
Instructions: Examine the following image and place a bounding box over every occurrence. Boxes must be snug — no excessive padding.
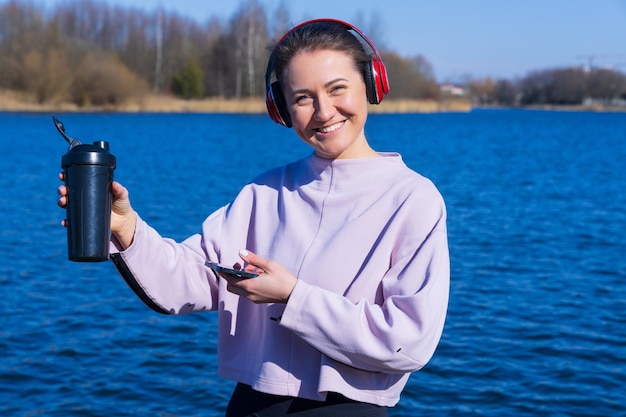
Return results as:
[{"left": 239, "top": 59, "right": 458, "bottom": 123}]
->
[
  {"left": 56, "top": 18, "right": 450, "bottom": 417},
  {"left": 283, "top": 49, "right": 374, "bottom": 159},
  {"left": 264, "top": 18, "right": 389, "bottom": 159}
]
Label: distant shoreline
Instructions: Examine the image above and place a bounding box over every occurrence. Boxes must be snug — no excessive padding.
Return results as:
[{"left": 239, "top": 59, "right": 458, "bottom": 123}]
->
[
  {"left": 0, "top": 89, "right": 471, "bottom": 114},
  {"left": 1, "top": 89, "right": 624, "bottom": 113}
]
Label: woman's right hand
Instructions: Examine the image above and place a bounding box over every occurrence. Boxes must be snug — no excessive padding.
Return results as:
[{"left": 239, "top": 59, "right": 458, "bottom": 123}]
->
[{"left": 57, "top": 173, "right": 137, "bottom": 250}]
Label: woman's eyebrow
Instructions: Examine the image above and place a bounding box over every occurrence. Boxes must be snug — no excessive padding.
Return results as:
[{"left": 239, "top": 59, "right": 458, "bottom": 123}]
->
[{"left": 291, "top": 78, "right": 350, "bottom": 95}]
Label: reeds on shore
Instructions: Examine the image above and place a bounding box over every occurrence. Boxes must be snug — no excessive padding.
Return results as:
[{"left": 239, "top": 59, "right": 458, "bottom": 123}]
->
[{"left": 0, "top": 89, "right": 471, "bottom": 113}]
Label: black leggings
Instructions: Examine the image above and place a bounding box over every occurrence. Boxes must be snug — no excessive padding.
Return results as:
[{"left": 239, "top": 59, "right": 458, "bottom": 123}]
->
[{"left": 225, "top": 383, "right": 389, "bottom": 417}]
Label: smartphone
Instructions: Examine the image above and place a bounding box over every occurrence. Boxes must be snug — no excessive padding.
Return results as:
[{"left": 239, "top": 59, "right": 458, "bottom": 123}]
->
[{"left": 205, "top": 261, "right": 258, "bottom": 279}]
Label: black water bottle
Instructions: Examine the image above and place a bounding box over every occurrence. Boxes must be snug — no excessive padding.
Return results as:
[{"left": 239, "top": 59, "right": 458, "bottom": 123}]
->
[{"left": 54, "top": 117, "right": 116, "bottom": 262}]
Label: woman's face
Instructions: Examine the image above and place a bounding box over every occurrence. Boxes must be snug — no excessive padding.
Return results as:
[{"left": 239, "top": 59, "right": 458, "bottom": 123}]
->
[{"left": 282, "top": 49, "right": 374, "bottom": 159}]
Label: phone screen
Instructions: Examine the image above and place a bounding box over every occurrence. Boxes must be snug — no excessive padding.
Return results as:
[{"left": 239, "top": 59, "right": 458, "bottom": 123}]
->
[{"left": 205, "top": 261, "right": 258, "bottom": 279}]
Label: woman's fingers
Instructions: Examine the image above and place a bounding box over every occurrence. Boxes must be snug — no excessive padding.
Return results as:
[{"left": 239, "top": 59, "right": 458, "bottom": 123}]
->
[
  {"left": 57, "top": 185, "right": 68, "bottom": 208},
  {"left": 238, "top": 249, "right": 269, "bottom": 272}
]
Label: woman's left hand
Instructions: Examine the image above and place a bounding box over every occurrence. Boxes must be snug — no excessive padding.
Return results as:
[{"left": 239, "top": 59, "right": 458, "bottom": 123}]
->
[{"left": 221, "top": 249, "right": 297, "bottom": 304}]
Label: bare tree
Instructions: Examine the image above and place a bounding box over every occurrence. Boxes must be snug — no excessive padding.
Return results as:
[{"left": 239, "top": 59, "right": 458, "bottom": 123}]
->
[
  {"left": 381, "top": 52, "right": 438, "bottom": 99},
  {"left": 586, "top": 68, "right": 626, "bottom": 103},
  {"left": 548, "top": 68, "right": 586, "bottom": 104},
  {"left": 230, "top": 0, "right": 268, "bottom": 97},
  {"left": 154, "top": 7, "right": 164, "bottom": 92},
  {"left": 269, "top": 0, "right": 291, "bottom": 42},
  {"left": 3, "top": 0, "right": 624, "bottom": 105},
  {"left": 493, "top": 80, "right": 517, "bottom": 106},
  {"left": 351, "top": 9, "right": 387, "bottom": 52},
  {"left": 0, "top": 0, "right": 46, "bottom": 89}
]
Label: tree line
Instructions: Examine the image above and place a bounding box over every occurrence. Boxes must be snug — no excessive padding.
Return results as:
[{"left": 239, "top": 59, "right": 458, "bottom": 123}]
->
[
  {"left": 1, "top": 0, "right": 625, "bottom": 108},
  {"left": 467, "top": 66, "right": 626, "bottom": 107},
  {"left": 0, "top": 0, "right": 439, "bottom": 106}
]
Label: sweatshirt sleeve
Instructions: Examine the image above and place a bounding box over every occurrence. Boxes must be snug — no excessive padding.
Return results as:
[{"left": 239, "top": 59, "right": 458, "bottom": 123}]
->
[
  {"left": 109, "top": 213, "right": 221, "bottom": 315},
  {"left": 279, "top": 204, "right": 450, "bottom": 374}
]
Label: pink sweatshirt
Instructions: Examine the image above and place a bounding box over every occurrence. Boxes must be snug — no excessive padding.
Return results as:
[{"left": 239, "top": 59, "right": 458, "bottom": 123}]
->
[{"left": 110, "top": 152, "right": 449, "bottom": 407}]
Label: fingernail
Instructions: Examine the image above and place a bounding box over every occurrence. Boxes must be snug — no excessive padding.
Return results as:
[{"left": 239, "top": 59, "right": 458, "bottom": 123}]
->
[{"left": 239, "top": 249, "right": 249, "bottom": 257}]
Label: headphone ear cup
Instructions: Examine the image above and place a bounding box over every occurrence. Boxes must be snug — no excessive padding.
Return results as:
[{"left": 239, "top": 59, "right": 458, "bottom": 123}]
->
[
  {"left": 270, "top": 81, "right": 292, "bottom": 128},
  {"left": 363, "top": 61, "right": 378, "bottom": 104},
  {"left": 364, "top": 59, "right": 389, "bottom": 105},
  {"left": 372, "top": 57, "right": 390, "bottom": 101},
  {"left": 266, "top": 91, "right": 282, "bottom": 126}
]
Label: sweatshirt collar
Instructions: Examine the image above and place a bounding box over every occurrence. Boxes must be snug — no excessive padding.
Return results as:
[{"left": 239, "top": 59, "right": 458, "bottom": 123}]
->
[{"left": 305, "top": 152, "right": 404, "bottom": 191}]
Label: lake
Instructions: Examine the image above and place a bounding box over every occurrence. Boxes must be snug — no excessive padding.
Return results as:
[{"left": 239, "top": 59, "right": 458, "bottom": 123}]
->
[{"left": 1, "top": 110, "right": 624, "bottom": 416}]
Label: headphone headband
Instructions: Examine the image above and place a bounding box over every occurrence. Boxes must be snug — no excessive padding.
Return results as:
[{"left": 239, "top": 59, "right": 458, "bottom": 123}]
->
[{"left": 265, "top": 18, "right": 389, "bottom": 127}]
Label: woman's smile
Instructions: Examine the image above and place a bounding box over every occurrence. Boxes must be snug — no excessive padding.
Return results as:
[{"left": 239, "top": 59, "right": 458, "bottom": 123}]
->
[{"left": 314, "top": 120, "right": 345, "bottom": 134}]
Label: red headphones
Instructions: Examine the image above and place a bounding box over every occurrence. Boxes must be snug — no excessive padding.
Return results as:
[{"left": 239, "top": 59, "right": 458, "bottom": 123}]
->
[{"left": 265, "top": 18, "right": 389, "bottom": 127}]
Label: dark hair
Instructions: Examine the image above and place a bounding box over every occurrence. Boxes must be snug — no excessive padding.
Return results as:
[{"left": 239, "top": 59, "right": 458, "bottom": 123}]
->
[{"left": 269, "top": 20, "right": 372, "bottom": 87}]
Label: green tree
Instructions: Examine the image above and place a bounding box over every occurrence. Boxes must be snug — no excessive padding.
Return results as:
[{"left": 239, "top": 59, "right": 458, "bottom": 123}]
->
[{"left": 171, "top": 58, "right": 205, "bottom": 99}]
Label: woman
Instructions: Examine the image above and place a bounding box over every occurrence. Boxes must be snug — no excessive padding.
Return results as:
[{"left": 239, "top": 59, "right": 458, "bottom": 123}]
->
[{"left": 58, "top": 18, "right": 449, "bottom": 417}]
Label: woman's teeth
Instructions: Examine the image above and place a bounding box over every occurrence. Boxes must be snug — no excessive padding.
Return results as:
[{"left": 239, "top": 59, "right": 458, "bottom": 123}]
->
[{"left": 317, "top": 122, "right": 343, "bottom": 133}]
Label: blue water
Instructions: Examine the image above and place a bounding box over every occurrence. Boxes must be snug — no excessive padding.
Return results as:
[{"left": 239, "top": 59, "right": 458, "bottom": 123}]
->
[{"left": 1, "top": 110, "right": 624, "bottom": 416}]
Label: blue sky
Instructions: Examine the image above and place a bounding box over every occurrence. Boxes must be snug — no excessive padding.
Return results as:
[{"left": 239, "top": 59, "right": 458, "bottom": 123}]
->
[{"left": 39, "top": 0, "right": 626, "bottom": 82}]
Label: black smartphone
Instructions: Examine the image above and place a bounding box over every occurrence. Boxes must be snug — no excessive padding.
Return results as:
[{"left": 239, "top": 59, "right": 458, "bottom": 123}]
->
[{"left": 205, "top": 261, "right": 258, "bottom": 279}]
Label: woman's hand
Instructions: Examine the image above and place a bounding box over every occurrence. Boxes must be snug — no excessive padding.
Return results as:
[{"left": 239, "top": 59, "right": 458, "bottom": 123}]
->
[
  {"left": 221, "top": 249, "right": 297, "bottom": 304},
  {"left": 57, "top": 172, "right": 137, "bottom": 249}
]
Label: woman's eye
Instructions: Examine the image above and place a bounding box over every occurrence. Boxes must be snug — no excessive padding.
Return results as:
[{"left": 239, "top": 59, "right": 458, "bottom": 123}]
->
[{"left": 295, "top": 95, "right": 312, "bottom": 105}]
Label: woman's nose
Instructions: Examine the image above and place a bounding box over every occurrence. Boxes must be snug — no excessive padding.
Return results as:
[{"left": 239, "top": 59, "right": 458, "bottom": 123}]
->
[{"left": 313, "top": 96, "right": 336, "bottom": 122}]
